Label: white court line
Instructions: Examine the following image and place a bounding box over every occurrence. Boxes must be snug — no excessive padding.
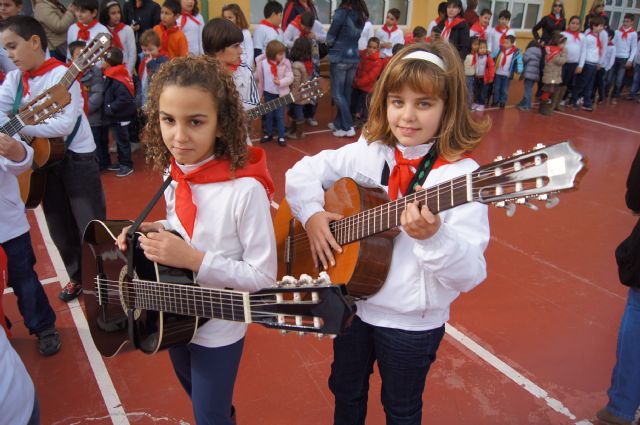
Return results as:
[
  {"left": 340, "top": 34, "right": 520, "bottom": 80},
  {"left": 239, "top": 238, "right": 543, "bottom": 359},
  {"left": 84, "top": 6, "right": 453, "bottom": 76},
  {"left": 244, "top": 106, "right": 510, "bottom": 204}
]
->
[
  {"left": 33, "top": 207, "right": 130, "bottom": 425},
  {"left": 4, "top": 276, "right": 58, "bottom": 294},
  {"left": 555, "top": 111, "right": 640, "bottom": 135}
]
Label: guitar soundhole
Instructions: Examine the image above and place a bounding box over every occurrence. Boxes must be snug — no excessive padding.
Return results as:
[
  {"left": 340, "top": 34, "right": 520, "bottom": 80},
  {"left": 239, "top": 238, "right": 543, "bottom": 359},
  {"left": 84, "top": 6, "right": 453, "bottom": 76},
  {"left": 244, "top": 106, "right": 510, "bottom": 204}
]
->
[{"left": 118, "top": 265, "right": 141, "bottom": 320}]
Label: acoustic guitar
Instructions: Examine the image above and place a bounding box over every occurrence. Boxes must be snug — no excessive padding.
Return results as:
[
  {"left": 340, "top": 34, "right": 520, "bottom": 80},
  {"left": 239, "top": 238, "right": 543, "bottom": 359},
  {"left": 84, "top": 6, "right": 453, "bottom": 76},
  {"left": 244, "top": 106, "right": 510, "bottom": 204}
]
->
[
  {"left": 81, "top": 219, "right": 355, "bottom": 358},
  {"left": 246, "top": 77, "right": 323, "bottom": 121},
  {"left": 274, "top": 142, "right": 587, "bottom": 297},
  {"left": 18, "top": 33, "right": 112, "bottom": 209}
]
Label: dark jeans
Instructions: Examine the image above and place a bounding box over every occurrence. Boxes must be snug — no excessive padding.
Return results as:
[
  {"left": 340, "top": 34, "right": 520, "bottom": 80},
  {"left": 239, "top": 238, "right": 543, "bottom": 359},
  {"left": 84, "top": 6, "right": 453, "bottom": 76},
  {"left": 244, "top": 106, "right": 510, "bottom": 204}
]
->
[
  {"left": 611, "top": 57, "right": 629, "bottom": 98},
  {"left": 492, "top": 74, "right": 511, "bottom": 104},
  {"left": 571, "top": 63, "right": 597, "bottom": 108},
  {"left": 465, "top": 76, "right": 475, "bottom": 105},
  {"left": 474, "top": 78, "right": 489, "bottom": 105},
  {"left": 289, "top": 104, "right": 304, "bottom": 121},
  {"left": 91, "top": 125, "right": 109, "bottom": 169},
  {"left": 350, "top": 88, "right": 369, "bottom": 119},
  {"left": 169, "top": 339, "right": 244, "bottom": 425},
  {"left": 263, "top": 91, "right": 285, "bottom": 139},
  {"left": 42, "top": 151, "right": 106, "bottom": 284},
  {"left": 561, "top": 62, "right": 579, "bottom": 98},
  {"left": 330, "top": 62, "right": 358, "bottom": 131},
  {"left": 303, "top": 103, "right": 317, "bottom": 119},
  {"left": 329, "top": 316, "right": 445, "bottom": 425},
  {"left": 1, "top": 232, "right": 56, "bottom": 334},
  {"left": 109, "top": 123, "right": 133, "bottom": 169},
  {"left": 27, "top": 393, "right": 40, "bottom": 425}
]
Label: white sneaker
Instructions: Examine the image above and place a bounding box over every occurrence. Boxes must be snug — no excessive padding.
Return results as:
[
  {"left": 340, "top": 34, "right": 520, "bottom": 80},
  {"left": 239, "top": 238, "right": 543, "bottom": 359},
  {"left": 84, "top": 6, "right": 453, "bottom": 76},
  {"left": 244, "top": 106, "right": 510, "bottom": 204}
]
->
[
  {"left": 306, "top": 118, "right": 319, "bottom": 126},
  {"left": 344, "top": 127, "right": 356, "bottom": 137},
  {"left": 332, "top": 129, "right": 347, "bottom": 137},
  {"left": 475, "top": 104, "right": 485, "bottom": 112},
  {"left": 328, "top": 122, "right": 336, "bottom": 131}
]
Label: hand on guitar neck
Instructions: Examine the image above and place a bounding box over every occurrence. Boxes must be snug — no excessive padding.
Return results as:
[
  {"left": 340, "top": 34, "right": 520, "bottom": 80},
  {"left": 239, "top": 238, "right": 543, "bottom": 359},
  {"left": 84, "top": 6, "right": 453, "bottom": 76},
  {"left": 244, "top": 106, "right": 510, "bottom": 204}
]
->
[
  {"left": 0, "top": 133, "right": 27, "bottom": 163},
  {"left": 399, "top": 186, "right": 441, "bottom": 241}
]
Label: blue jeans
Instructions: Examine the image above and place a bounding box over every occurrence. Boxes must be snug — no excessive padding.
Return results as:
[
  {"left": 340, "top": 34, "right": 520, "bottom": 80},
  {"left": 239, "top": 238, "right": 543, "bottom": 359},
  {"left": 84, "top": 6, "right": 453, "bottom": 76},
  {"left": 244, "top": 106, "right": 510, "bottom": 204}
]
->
[
  {"left": 492, "top": 75, "right": 511, "bottom": 104},
  {"left": 350, "top": 88, "right": 368, "bottom": 118},
  {"left": 465, "top": 76, "right": 475, "bottom": 105},
  {"left": 611, "top": 57, "right": 629, "bottom": 99},
  {"left": 27, "top": 393, "right": 40, "bottom": 425},
  {"left": 109, "top": 123, "right": 133, "bottom": 169},
  {"left": 263, "top": 91, "right": 285, "bottom": 139},
  {"left": 571, "top": 63, "right": 597, "bottom": 108},
  {"left": 329, "top": 316, "right": 445, "bottom": 425},
  {"left": 289, "top": 104, "right": 304, "bottom": 121},
  {"left": 606, "top": 287, "right": 640, "bottom": 421},
  {"left": 629, "top": 63, "right": 640, "bottom": 97},
  {"left": 330, "top": 62, "right": 358, "bottom": 131},
  {"left": 474, "top": 78, "right": 489, "bottom": 105},
  {"left": 519, "top": 78, "right": 536, "bottom": 108},
  {"left": 562, "top": 62, "right": 579, "bottom": 96},
  {"left": 1, "top": 232, "right": 56, "bottom": 334},
  {"left": 91, "top": 125, "right": 109, "bottom": 169},
  {"left": 169, "top": 338, "right": 244, "bottom": 425}
]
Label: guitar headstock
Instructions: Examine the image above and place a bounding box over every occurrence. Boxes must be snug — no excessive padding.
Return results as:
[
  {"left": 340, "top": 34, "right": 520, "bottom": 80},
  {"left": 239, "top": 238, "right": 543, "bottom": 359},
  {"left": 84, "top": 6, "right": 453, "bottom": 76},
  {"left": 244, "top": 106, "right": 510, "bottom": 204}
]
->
[
  {"left": 19, "top": 84, "right": 71, "bottom": 126},
  {"left": 293, "top": 77, "right": 324, "bottom": 104},
  {"left": 69, "top": 33, "right": 112, "bottom": 72},
  {"left": 252, "top": 272, "right": 355, "bottom": 337},
  {"left": 473, "top": 141, "right": 587, "bottom": 215}
]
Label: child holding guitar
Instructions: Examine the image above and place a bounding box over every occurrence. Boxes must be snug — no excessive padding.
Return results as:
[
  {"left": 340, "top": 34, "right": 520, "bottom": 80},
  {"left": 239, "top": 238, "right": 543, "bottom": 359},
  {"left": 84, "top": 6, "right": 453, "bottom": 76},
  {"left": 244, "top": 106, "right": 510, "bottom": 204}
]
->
[
  {"left": 0, "top": 16, "right": 106, "bottom": 304},
  {"left": 115, "top": 56, "right": 277, "bottom": 425},
  {"left": 285, "top": 41, "right": 491, "bottom": 424}
]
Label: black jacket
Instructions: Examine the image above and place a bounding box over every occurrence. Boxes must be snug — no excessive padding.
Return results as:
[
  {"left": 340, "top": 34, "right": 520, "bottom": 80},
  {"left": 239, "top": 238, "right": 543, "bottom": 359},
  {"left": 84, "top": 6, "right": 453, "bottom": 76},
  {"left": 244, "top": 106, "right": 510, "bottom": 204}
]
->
[
  {"left": 532, "top": 15, "right": 566, "bottom": 44},
  {"left": 436, "top": 19, "right": 471, "bottom": 60},
  {"left": 103, "top": 78, "right": 137, "bottom": 124},
  {"left": 627, "top": 146, "right": 640, "bottom": 213},
  {"left": 123, "top": 0, "right": 161, "bottom": 39}
]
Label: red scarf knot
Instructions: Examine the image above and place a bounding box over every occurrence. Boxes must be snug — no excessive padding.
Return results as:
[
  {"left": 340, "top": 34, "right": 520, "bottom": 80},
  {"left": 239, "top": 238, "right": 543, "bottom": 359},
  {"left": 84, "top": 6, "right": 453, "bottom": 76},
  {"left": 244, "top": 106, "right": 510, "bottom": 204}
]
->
[
  {"left": 382, "top": 23, "right": 398, "bottom": 38},
  {"left": 77, "top": 19, "right": 98, "bottom": 41},
  {"left": 545, "top": 45, "right": 562, "bottom": 63},
  {"left": 267, "top": 59, "right": 279, "bottom": 79},
  {"left": 620, "top": 26, "right": 634, "bottom": 40},
  {"left": 170, "top": 147, "right": 275, "bottom": 238},
  {"left": 290, "top": 14, "right": 309, "bottom": 37},
  {"left": 109, "top": 22, "right": 126, "bottom": 49},
  {"left": 500, "top": 46, "right": 517, "bottom": 67},
  {"left": 260, "top": 19, "right": 280, "bottom": 33},
  {"left": 303, "top": 59, "right": 313, "bottom": 75},
  {"left": 21, "top": 57, "right": 64, "bottom": 96},
  {"left": 496, "top": 25, "right": 510, "bottom": 45},
  {"left": 180, "top": 12, "right": 201, "bottom": 28},
  {"left": 159, "top": 23, "right": 179, "bottom": 53},
  {"left": 442, "top": 17, "right": 464, "bottom": 40},
  {"left": 388, "top": 148, "right": 424, "bottom": 201},
  {"left": 104, "top": 64, "right": 135, "bottom": 96},
  {"left": 471, "top": 22, "right": 487, "bottom": 39},
  {"left": 548, "top": 13, "right": 564, "bottom": 26},
  {"left": 589, "top": 32, "right": 602, "bottom": 57},
  {"left": 138, "top": 56, "right": 148, "bottom": 78},
  {"left": 567, "top": 30, "right": 581, "bottom": 41}
]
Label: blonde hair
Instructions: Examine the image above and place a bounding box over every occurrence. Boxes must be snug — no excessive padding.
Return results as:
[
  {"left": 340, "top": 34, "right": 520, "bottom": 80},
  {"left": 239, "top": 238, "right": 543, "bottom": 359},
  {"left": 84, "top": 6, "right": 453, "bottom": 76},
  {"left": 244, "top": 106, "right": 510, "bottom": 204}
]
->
[
  {"left": 588, "top": 0, "right": 604, "bottom": 14},
  {"left": 364, "top": 41, "right": 490, "bottom": 160},
  {"left": 144, "top": 56, "right": 248, "bottom": 171}
]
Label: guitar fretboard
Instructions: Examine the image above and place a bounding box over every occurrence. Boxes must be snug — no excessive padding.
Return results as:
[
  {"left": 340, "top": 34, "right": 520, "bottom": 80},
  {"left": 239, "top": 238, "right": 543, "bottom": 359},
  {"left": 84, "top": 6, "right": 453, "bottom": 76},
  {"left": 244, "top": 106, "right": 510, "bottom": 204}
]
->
[
  {"left": 247, "top": 93, "right": 294, "bottom": 120},
  {"left": 329, "top": 175, "right": 471, "bottom": 245}
]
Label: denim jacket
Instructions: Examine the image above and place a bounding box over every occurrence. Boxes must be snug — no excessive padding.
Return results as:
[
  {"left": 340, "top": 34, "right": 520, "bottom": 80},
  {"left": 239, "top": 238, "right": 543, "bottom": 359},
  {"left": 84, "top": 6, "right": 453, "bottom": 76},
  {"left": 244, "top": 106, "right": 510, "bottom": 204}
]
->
[{"left": 326, "top": 7, "right": 364, "bottom": 64}]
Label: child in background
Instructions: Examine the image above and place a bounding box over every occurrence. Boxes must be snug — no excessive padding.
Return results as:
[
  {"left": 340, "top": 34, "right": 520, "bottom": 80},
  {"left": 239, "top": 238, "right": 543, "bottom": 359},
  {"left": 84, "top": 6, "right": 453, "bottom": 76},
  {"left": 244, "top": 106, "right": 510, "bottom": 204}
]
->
[
  {"left": 351, "top": 36, "right": 383, "bottom": 127},
  {"left": 222, "top": 3, "right": 254, "bottom": 67},
  {"left": 358, "top": 16, "right": 374, "bottom": 51},
  {"left": 153, "top": 0, "right": 188, "bottom": 58},
  {"left": 0, "top": 0, "right": 21, "bottom": 19},
  {"left": 561, "top": 16, "right": 585, "bottom": 107},
  {"left": 492, "top": 34, "right": 523, "bottom": 108},
  {"left": 464, "top": 37, "right": 480, "bottom": 106},
  {"left": 539, "top": 32, "right": 567, "bottom": 115},
  {"left": 253, "top": 1, "right": 283, "bottom": 59},
  {"left": 470, "top": 8, "right": 491, "bottom": 40},
  {"left": 285, "top": 41, "right": 490, "bottom": 425},
  {"left": 487, "top": 9, "right": 515, "bottom": 58},
  {"left": 66, "top": 0, "right": 108, "bottom": 59},
  {"left": 518, "top": 39, "right": 542, "bottom": 111},
  {"left": 626, "top": 46, "right": 640, "bottom": 101},
  {"left": 427, "top": 1, "right": 447, "bottom": 36},
  {"left": 570, "top": 15, "right": 606, "bottom": 111},
  {"left": 100, "top": 1, "right": 136, "bottom": 75},
  {"left": 137, "top": 29, "right": 169, "bottom": 108},
  {"left": 404, "top": 26, "right": 427, "bottom": 44},
  {"left": 116, "top": 56, "right": 276, "bottom": 425},
  {"left": 103, "top": 47, "right": 136, "bottom": 177},
  {"left": 436, "top": 0, "right": 470, "bottom": 59},
  {"left": 286, "top": 37, "right": 313, "bottom": 139},
  {"left": 472, "top": 38, "right": 494, "bottom": 111},
  {"left": 376, "top": 8, "right": 404, "bottom": 58},
  {"left": 283, "top": 10, "right": 326, "bottom": 50},
  {"left": 255, "top": 40, "right": 293, "bottom": 146},
  {"left": 595, "top": 28, "right": 616, "bottom": 104},
  {"left": 610, "top": 13, "right": 637, "bottom": 104},
  {"left": 178, "top": 0, "right": 204, "bottom": 55}
]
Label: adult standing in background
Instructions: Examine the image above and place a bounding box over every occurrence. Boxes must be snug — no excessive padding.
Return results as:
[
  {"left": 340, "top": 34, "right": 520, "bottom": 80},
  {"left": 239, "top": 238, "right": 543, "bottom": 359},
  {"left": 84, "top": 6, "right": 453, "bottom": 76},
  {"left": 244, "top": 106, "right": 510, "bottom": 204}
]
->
[
  {"left": 437, "top": 0, "right": 470, "bottom": 60},
  {"left": 584, "top": 0, "right": 609, "bottom": 31},
  {"left": 282, "top": 0, "right": 317, "bottom": 31},
  {"left": 33, "top": 0, "right": 76, "bottom": 61},
  {"left": 464, "top": 0, "right": 478, "bottom": 27},
  {"left": 532, "top": 1, "right": 566, "bottom": 45},
  {"left": 122, "top": 0, "right": 160, "bottom": 51},
  {"left": 326, "top": 0, "right": 368, "bottom": 138}
]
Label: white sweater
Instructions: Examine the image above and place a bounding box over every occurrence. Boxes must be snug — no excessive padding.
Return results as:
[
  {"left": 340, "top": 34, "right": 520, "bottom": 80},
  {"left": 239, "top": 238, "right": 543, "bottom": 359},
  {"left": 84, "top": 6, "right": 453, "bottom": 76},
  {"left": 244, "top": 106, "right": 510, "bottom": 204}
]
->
[
  {"left": 160, "top": 158, "right": 277, "bottom": 348},
  {"left": 66, "top": 21, "right": 110, "bottom": 60},
  {"left": 0, "top": 329, "right": 35, "bottom": 425},
  {"left": 285, "top": 137, "right": 490, "bottom": 331},
  {"left": 283, "top": 19, "right": 327, "bottom": 49},
  {"left": 177, "top": 13, "right": 204, "bottom": 55},
  {"left": 561, "top": 31, "right": 585, "bottom": 63},
  {"left": 241, "top": 28, "right": 254, "bottom": 68},
  {"left": 375, "top": 25, "right": 405, "bottom": 58},
  {"left": 110, "top": 24, "right": 137, "bottom": 76},
  {"left": 252, "top": 23, "right": 284, "bottom": 54},
  {"left": 0, "top": 139, "right": 32, "bottom": 243}
]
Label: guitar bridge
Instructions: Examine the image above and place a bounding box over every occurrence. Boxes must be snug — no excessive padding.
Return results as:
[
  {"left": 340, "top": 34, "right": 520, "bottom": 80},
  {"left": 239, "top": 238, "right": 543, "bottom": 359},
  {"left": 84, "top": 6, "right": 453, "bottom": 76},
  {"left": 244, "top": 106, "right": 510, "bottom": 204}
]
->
[{"left": 284, "top": 218, "right": 295, "bottom": 275}]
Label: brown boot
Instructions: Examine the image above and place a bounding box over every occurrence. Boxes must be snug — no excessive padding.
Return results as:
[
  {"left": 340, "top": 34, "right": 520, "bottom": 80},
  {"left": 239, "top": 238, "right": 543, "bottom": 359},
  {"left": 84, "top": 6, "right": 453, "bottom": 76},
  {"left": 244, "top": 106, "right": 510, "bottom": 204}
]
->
[
  {"left": 553, "top": 87, "right": 566, "bottom": 111},
  {"left": 285, "top": 121, "right": 298, "bottom": 139},
  {"left": 295, "top": 120, "right": 305, "bottom": 139},
  {"left": 539, "top": 99, "right": 553, "bottom": 116}
]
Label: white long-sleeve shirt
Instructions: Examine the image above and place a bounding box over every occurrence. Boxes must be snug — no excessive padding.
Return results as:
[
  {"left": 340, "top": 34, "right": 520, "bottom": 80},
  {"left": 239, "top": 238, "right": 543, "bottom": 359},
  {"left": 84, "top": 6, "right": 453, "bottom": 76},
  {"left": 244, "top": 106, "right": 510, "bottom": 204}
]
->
[
  {"left": 0, "top": 139, "right": 32, "bottom": 243},
  {"left": 110, "top": 24, "right": 137, "bottom": 76},
  {"left": 177, "top": 13, "right": 204, "bottom": 55},
  {"left": 358, "top": 20, "right": 374, "bottom": 50},
  {"left": 241, "top": 28, "right": 254, "bottom": 68},
  {"left": 487, "top": 26, "right": 516, "bottom": 57},
  {"left": 375, "top": 25, "right": 405, "bottom": 58},
  {"left": 0, "top": 328, "right": 35, "bottom": 425},
  {"left": 283, "top": 19, "right": 327, "bottom": 49},
  {"left": 561, "top": 31, "right": 585, "bottom": 63},
  {"left": 66, "top": 21, "right": 110, "bottom": 59},
  {"left": 579, "top": 30, "right": 608, "bottom": 67},
  {"left": 160, "top": 159, "right": 277, "bottom": 348},
  {"left": 613, "top": 27, "right": 638, "bottom": 62},
  {"left": 285, "top": 137, "right": 490, "bottom": 331},
  {"left": 252, "top": 23, "right": 284, "bottom": 55},
  {"left": 0, "top": 67, "right": 94, "bottom": 153}
]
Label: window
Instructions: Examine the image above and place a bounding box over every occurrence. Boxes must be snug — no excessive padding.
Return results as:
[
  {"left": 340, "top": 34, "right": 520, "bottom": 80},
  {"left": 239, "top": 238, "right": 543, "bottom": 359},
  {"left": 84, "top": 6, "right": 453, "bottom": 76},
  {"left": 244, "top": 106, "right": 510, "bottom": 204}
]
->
[
  {"left": 477, "top": 0, "right": 542, "bottom": 29},
  {"left": 605, "top": 0, "right": 640, "bottom": 29},
  {"left": 250, "top": 0, "right": 410, "bottom": 26}
]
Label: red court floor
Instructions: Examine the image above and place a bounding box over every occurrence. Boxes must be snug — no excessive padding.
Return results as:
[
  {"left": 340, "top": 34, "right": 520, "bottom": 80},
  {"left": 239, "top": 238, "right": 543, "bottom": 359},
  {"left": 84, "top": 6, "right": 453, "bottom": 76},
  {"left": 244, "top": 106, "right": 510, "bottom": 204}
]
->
[{"left": 3, "top": 88, "right": 640, "bottom": 425}]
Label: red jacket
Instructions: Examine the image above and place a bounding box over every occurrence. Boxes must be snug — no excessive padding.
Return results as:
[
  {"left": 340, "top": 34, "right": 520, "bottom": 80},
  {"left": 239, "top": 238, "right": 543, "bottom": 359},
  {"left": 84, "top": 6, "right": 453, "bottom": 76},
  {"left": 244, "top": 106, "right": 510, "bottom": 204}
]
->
[
  {"left": 353, "top": 49, "right": 384, "bottom": 93},
  {"left": 479, "top": 54, "right": 496, "bottom": 84}
]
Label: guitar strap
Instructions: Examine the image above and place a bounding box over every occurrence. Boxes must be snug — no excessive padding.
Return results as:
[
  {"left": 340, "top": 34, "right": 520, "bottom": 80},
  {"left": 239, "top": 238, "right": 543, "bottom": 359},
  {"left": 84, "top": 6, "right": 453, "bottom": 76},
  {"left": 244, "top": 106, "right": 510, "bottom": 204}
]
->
[
  {"left": 380, "top": 147, "right": 438, "bottom": 197},
  {"left": 125, "top": 175, "right": 174, "bottom": 279}
]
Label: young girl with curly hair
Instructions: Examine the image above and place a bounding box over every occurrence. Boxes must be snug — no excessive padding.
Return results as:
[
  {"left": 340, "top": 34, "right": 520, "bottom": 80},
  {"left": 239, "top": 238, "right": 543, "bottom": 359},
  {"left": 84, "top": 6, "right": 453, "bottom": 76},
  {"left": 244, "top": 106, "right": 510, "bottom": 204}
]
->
[{"left": 117, "top": 56, "right": 276, "bottom": 425}]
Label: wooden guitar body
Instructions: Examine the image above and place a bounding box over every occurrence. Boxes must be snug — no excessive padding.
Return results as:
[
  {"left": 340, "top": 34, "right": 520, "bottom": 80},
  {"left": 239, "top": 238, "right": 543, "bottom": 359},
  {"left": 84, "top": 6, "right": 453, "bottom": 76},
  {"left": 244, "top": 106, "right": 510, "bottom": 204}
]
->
[
  {"left": 82, "top": 220, "right": 199, "bottom": 357},
  {"left": 17, "top": 137, "right": 66, "bottom": 209},
  {"left": 275, "top": 178, "right": 399, "bottom": 298}
]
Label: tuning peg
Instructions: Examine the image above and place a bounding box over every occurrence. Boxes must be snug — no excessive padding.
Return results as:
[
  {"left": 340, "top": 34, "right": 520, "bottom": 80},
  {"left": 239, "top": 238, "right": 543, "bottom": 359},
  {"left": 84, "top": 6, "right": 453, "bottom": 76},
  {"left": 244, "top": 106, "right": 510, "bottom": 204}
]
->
[
  {"left": 298, "top": 274, "right": 313, "bottom": 286},
  {"left": 505, "top": 203, "right": 516, "bottom": 217},
  {"left": 515, "top": 197, "right": 526, "bottom": 205},
  {"left": 537, "top": 194, "right": 548, "bottom": 201},
  {"left": 513, "top": 149, "right": 524, "bottom": 156},
  {"left": 494, "top": 155, "right": 504, "bottom": 162},
  {"left": 545, "top": 196, "right": 560, "bottom": 209},
  {"left": 317, "top": 271, "right": 332, "bottom": 284},
  {"left": 281, "top": 275, "right": 297, "bottom": 287},
  {"left": 524, "top": 202, "right": 539, "bottom": 211}
]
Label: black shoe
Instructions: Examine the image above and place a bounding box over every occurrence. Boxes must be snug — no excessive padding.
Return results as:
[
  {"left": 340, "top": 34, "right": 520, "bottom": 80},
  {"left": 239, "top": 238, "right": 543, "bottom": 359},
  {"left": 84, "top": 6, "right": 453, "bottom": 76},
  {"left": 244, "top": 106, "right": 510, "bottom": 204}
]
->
[
  {"left": 260, "top": 135, "right": 272, "bottom": 143},
  {"left": 491, "top": 101, "right": 499, "bottom": 107},
  {"left": 59, "top": 281, "right": 82, "bottom": 302},
  {"left": 582, "top": 105, "right": 594, "bottom": 112},
  {"left": 106, "top": 164, "right": 120, "bottom": 172},
  {"left": 36, "top": 327, "right": 61, "bottom": 356},
  {"left": 277, "top": 137, "right": 287, "bottom": 146},
  {"left": 499, "top": 102, "right": 505, "bottom": 109}
]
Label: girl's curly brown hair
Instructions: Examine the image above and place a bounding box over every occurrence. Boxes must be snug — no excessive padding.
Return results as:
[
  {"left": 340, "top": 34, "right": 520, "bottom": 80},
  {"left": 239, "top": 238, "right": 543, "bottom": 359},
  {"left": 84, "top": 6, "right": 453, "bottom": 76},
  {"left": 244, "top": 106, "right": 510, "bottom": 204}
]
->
[{"left": 143, "top": 56, "right": 248, "bottom": 171}]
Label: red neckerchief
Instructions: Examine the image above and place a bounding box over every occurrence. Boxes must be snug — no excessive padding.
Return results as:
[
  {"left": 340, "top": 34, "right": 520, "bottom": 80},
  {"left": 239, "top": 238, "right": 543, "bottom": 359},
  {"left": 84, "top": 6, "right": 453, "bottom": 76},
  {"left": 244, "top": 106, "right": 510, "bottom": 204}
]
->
[
  {"left": 472, "top": 52, "right": 477, "bottom": 65},
  {"left": 104, "top": 64, "right": 135, "bottom": 96},
  {"left": 260, "top": 19, "right": 280, "bottom": 33},
  {"left": 77, "top": 19, "right": 98, "bottom": 41},
  {"left": 442, "top": 17, "right": 464, "bottom": 40},
  {"left": 22, "top": 57, "right": 64, "bottom": 96},
  {"left": 382, "top": 24, "right": 398, "bottom": 37},
  {"left": 64, "top": 62, "right": 88, "bottom": 114},
  {"left": 138, "top": 56, "right": 148, "bottom": 78},
  {"left": 567, "top": 30, "right": 581, "bottom": 41},
  {"left": 159, "top": 23, "right": 179, "bottom": 53},
  {"left": 170, "top": 147, "right": 275, "bottom": 238},
  {"left": 470, "top": 22, "right": 487, "bottom": 39},
  {"left": 435, "top": 16, "right": 443, "bottom": 24},
  {"left": 589, "top": 32, "right": 602, "bottom": 57},
  {"left": 180, "top": 12, "right": 201, "bottom": 27},
  {"left": 545, "top": 45, "right": 562, "bottom": 62},
  {"left": 227, "top": 62, "right": 240, "bottom": 72},
  {"left": 500, "top": 46, "right": 516, "bottom": 67},
  {"left": 388, "top": 148, "right": 424, "bottom": 201},
  {"left": 496, "top": 25, "right": 510, "bottom": 45},
  {"left": 267, "top": 59, "right": 278, "bottom": 79},
  {"left": 290, "top": 14, "right": 309, "bottom": 37},
  {"left": 548, "top": 13, "right": 564, "bottom": 26},
  {"left": 303, "top": 59, "right": 313, "bottom": 75},
  {"left": 620, "top": 26, "right": 634, "bottom": 40},
  {"left": 108, "top": 23, "right": 126, "bottom": 49}
]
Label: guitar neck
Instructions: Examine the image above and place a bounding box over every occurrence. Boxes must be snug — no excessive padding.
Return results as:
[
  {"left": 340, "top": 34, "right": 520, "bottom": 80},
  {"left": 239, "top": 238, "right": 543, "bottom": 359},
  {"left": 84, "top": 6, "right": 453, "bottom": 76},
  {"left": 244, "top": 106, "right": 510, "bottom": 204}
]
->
[
  {"left": 60, "top": 63, "right": 82, "bottom": 88},
  {"left": 247, "top": 93, "right": 294, "bottom": 120},
  {"left": 330, "top": 175, "right": 471, "bottom": 245}
]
